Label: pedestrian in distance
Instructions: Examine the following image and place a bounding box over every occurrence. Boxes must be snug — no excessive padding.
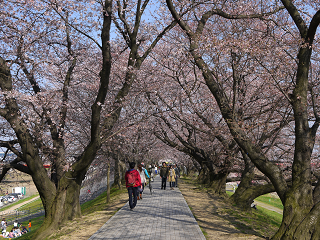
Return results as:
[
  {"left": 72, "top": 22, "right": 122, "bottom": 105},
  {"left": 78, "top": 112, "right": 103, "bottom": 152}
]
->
[
  {"left": 28, "top": 220, "right": 31, "bottom": 232},
  {"left": 168, "top": 165, "right": 176, "bottom": 190},
  {"left": 137, "top": 163, "right": 149, "bottom": 200},
  {"left": 125, "top": 162, "right": 141, "bottom": 210},
  {"left": 160, "top": 162, "right": 169, "bottom": 190},
  {"left": 174, "top": 164, "right": 180, "bottom": 187}
]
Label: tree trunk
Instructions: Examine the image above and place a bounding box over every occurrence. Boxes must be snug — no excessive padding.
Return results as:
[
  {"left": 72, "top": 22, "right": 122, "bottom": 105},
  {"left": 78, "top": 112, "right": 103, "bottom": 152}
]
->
[
  {"left": 165, "top": 1, "right": 320, "bottom": 239},
  {"left": 231, "top": 153, "right": 255, "bottom": 209},
  {"left": 113, "top": 155, "right": 122, "bottom": 189},
  {"left": 209, "top": 172, "right": 227, "bottom": 195},
  {"left": 233, "top": 183, "right": 276, "bottom": 211},
  {"left": 197, "top": 163, "right": 208, "bottom": 183},
  {"left": 120, "top": 161, "right": 127, "bottom": 184},
  {"left": 33, "top": 177, "right": 82, "bottom": 240},
  {"left": 107, "top": 161, "right": 110, "bottom": 203}
]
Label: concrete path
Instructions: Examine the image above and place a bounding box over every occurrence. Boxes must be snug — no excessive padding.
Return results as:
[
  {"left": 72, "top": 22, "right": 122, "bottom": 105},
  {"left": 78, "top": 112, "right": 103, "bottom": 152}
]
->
[{"left": 89, "top": 175, "right": 206, "bottom": 240}]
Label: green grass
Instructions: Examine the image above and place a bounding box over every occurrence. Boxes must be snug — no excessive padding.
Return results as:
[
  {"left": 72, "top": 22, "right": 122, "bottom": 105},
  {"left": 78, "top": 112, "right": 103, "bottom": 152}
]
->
[
  {"left": 227, "top": 188, "right": 283, "bottom": 228},
  {"left": 81, "top": 187, "right": 127, "bottom": 215},
  {"left": 255, "top": 207, "right": 283, "bottom": 226},
  {"left": 221, "top": 198, "right": 282, "bottom": 237},
  {"left": 226, "top": 191, "right": 283, "bottom": 210},
  {"left": 226, "top": 191, "right": 233, "bottom": 197},
  {"left": 183, "top": 178, "right": 283, "bottom": 238},
  {"left": 0, "top": 194, "right": 39, "bottom": 212},
  {"left": 255, "top": 194, "right": 283, "bottom": 210},
  {"left": 0, "top": 215, "right": 44, "bottom": 240},
  {"left": 1, "top": 186, "right": 127, "bottom": 240},
  {"left": 18, "top": 198, "right": 43, "bottom": 211}
]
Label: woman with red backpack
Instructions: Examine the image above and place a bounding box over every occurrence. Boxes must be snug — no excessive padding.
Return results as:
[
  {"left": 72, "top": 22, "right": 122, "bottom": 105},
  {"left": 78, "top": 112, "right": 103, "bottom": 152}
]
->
[{"left": 125, "top": 162, "right": 141, "bottom": 210}]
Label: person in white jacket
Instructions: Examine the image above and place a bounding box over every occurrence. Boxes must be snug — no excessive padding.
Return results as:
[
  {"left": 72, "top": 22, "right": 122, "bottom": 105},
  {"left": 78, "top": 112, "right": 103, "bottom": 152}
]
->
[{"left": 137, "top": 163, "right": 150, "bottom": 200}]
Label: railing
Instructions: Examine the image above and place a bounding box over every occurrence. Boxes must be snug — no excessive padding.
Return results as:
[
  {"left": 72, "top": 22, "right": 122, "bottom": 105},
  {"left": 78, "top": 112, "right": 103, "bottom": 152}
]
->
[{"left": 0, "top": 203, "right": 44, "bottom": 224}]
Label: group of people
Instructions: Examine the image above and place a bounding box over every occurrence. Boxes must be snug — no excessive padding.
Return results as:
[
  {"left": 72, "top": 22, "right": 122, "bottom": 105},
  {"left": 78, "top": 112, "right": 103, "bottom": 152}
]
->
[
  {"left": 1, "top": 218, "right": 31, "bottom": 238},
  {"left": 160, "top": 162, "right": 180, "bottom": 190},
  {"left": 125, "top": 162, "right": 150, "bottom": 210},
  {"left": 125, "top": 161, "right": 180, "bottom": 210}
]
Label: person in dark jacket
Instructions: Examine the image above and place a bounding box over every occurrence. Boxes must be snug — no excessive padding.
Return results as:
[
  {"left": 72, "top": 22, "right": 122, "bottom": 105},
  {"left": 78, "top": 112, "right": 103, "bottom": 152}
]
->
[
  {"left": 125, "top": 162, "right": 141, "bottom": 210},
  {"left": 160, "top": 162, "right": 169, "bottom": 190}
]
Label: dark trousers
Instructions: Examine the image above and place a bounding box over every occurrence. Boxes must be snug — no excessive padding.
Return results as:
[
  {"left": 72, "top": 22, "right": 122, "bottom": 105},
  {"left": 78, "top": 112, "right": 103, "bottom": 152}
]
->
[
  {"left": 175, "top": 176, "right": 178, "bottom": 187},
  {"left": 161, "top": 177, "right": 167, "bottom": 189},
  {"left": 127, "top": 187, "right": 138, "bottom": 209},
  {"left": 170, "top": 181, "right": 174, "bottom": 187},
  {"left": 140, "top": 183, "right": 145, "bottom": 196}
]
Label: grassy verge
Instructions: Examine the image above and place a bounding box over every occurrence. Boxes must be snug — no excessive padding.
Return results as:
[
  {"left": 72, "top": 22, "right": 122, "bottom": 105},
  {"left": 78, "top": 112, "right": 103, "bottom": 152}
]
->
[
  {"left": 81, "top": 187, "right": 127, "bottom": 215},
  {"left": 12, "top": 186, "right": 127, "bottom": 240},
  {"left": 0, "top": 194, "right": 39, "bottom": 212},
  {"left": 255, "top": 194, "right": 283, "bottom": 210},
  {"left": 18, "top": 198, "right": 42, "bottom": 211},
  {"left": 0, "top": 215, "right": 44, "bottom": 240},
  {"left": 181, "top": 176, "right": 282, "bottom": 238},
  {"left": 226, "top": 190, "right": 283, "bottom": 210},
  {"left": 223, "top": 206, "right": 282, "bottom": 236}
]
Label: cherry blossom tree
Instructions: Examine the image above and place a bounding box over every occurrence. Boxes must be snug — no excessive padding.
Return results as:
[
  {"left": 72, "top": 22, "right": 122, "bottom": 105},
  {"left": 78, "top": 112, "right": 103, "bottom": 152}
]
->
[
  {"left": 166, "top": 0, "right": 320, "bottom": 238},
  {"left": 0, "top": 0, "right": 177, "bottom": 238},
  {"left": 141, "top": 25, "right": 293, "bottom": 205}
]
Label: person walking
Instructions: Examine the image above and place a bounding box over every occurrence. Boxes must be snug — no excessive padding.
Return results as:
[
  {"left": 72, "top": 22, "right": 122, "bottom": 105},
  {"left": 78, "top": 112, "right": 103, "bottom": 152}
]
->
[
  {"left": 125, "top": 162, "right": 141, "bottom": 210},
  {"left": 160, "top": 162, "right": 169, "bottom": 190},
  {"left": 137, "top": 163, "right": 150, "bottom": 200},
  {"left": 168, "top": 165, "right": 176, "bottom": 190},
  {"left": 174, "top": 164, "right": 180, "bottom": 187}
]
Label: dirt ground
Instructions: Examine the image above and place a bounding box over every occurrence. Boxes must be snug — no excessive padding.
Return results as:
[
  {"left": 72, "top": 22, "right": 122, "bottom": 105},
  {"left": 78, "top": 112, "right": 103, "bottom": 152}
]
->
[
  {"left": 47, "top": 192, "right": 128, "bottom": 240},
  {"left": 10, "top": 176, "right": 275, "bottom": 239},
  {"left": 178, "top": 180, "right": 264, "bottom": 240},
  {"left": 48, "top": 180, "right": 270, "bottom": 240}
]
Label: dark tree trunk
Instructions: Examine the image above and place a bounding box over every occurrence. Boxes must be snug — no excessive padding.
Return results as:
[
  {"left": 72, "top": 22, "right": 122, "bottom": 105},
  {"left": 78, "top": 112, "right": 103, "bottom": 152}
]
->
[
  {"left": 209, "top": 171, "right": 228, "bottom": 195},
  {"left": 34, "top": 176, "right": 82, "bottom": 239},
  {"left": 198, "top": 163, "right": 228, "bottom": 195},
  {"left": 120, "top": 161, "right": 127, "bottom": 184},
  {"left": 113, "top": 155, "right": 122, "bottom": 189},
  {"left": 197, "top": 163, "right": 208, "bottom": 183},
  {"left": 166, "top": 1, "right": 320, "bottom": 239},
  {"left": 231, "top": 152, "right": 255, "bottom": 209}
]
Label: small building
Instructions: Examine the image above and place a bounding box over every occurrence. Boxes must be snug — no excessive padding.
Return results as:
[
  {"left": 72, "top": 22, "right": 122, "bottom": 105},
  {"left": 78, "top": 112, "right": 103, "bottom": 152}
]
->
[{"left": 12, "top": 187, "right": 26, "bottom": 195}]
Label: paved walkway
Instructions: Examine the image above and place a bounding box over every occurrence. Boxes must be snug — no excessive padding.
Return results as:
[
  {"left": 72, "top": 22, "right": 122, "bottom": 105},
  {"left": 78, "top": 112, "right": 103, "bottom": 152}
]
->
[{"left": 89, "top": 175, "right": 206, "bottom": 240}]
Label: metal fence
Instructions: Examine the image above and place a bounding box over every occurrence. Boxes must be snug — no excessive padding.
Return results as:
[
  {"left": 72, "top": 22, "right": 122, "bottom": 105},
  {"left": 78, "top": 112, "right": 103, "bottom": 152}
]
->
[{"left": 0, "top": 203, "right": 44, "bottom": 224}]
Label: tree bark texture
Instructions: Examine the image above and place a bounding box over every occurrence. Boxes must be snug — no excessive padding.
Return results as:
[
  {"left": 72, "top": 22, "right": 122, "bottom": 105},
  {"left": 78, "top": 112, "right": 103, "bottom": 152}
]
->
[
  {"left": 113, "top": 155, "right": 122, "bottom": 189},
  {"left": 166, "top": 1, "right": 320, "bottom": 238},
  {"left": 107, "top": 161, "right": 110, "bottom": 203}
]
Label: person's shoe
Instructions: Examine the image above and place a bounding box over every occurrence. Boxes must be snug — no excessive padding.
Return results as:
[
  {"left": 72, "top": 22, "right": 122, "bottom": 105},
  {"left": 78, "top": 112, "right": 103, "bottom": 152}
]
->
[
  {"left": 130, "top": 207, "right": 134, "bottom": 211},
  {"left": 137, "top": 195, "right": 140, "bottom": 200},
  {"left": 140, "top": 193, "right": 142, "bottom": 199}
]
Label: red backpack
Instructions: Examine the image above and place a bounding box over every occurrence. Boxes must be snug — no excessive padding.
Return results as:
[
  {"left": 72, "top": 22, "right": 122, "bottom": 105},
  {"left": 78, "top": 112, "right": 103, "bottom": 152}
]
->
[{"left": 127, "top": 171, "right": 136, "bottom": 186}]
